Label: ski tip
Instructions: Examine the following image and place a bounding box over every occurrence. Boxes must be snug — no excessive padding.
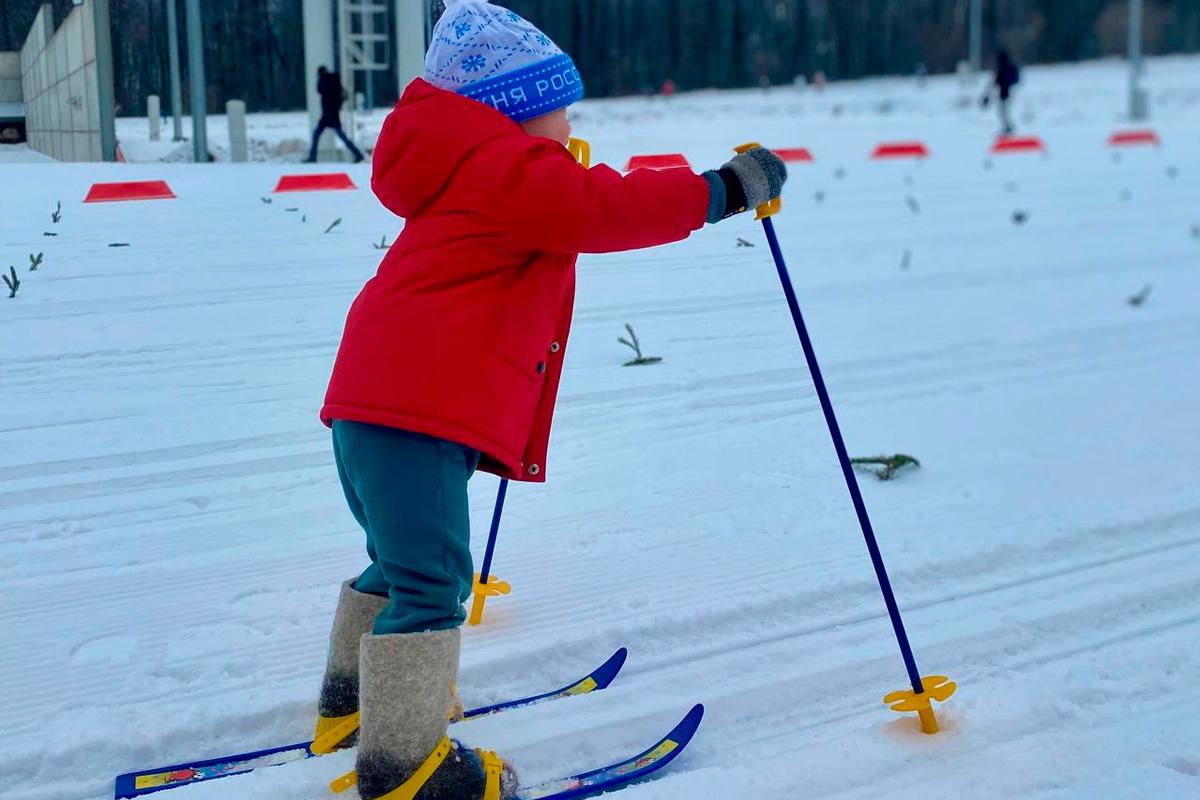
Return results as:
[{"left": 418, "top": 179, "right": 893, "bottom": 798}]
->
[
  {"left": 592, "top": 648, "right": 629, "bottom": 690},
  {"left": 670, "top": 704, "right": 705, "bottom": 744},
  {"left": 610, "top": 704, "right": 705, "bottom": 786},
  {"left": 514, "top": 703, "right": 705, "bottom": 800}
]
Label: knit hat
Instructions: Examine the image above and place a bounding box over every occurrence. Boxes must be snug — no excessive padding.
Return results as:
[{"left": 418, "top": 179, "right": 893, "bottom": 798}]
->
[{"left": 424, "top": 0, "right": 584, "bottom": 123}]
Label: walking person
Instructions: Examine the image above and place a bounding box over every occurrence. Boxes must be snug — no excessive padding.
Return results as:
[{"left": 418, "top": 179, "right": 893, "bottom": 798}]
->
[
  {"left": 305, "top": 66, "right": 365, "bottom": 163},
  {"left": 986, "top": 49, "right": 1021, "bottom": 135}
]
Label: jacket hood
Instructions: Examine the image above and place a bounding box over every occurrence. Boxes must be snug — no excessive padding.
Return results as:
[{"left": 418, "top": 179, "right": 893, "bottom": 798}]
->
[{"left": 371, "top": 79, "right": 524, "bottom": 218}]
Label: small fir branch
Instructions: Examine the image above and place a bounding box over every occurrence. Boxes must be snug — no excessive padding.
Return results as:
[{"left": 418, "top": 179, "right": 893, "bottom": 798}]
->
[
  {"left": 851, "top": 454, "right": 921, "bottom": 481},
  {"left": 29, "top": 252, "right": 43, "bottom": 271},
  {"left": 51, "top": 201, "right": 62, "bottom": 223},
  {"left": 737, "top": 237, "right": 755, "bottom": 248},
  {"left": 108, "top": 242, "right": 131, "bottom": 248},
  {"left": 373, "top": 235, "right": 391, "bottom": 250},
  {"left": 260, "top": 196, "right": 273, "bottom": 204},
  {"left": 618, "top": 323, "right": 662, "bottom": 367},
  {"left": 3, "top": 266, "right": 20, "bottom": 298},
  {"left": 1127, "top": 285, "right": 1152, "bottom": 307},
  {"left": 325, "top": 218, "right": 343, "bottom": 234}
]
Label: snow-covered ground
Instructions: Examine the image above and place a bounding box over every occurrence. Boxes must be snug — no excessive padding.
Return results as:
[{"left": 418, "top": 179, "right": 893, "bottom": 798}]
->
[
  {"left": 0, "top": 142, "right": 54, "bottom": 164},
  {"left": 1, "top": 56, "right": 1199, "bottom": 800}
]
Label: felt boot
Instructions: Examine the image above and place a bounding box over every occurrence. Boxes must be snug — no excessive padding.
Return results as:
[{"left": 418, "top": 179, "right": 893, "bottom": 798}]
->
[
  {"left": 312, "top": 580, "right": 388, "bottom": 753},
  {"left": 354, "top": 629, "right": 517, "bottom": 800}
]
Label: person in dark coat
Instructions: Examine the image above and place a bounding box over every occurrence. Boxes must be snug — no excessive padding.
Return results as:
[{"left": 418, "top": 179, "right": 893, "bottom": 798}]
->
[
  {"left": 305, "top": 66, "right": 365, "bottom": 163},
  {"left": 990, "top": 49, "right": 1021, "bottom": 135}
]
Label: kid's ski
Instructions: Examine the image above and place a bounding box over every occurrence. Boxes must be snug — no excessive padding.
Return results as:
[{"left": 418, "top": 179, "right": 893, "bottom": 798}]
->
[{"left": 115, "top": 648, "right": 628, "bottom": 798}]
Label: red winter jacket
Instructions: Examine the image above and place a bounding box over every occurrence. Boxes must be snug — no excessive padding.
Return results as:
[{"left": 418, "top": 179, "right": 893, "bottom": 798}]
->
[{"left": 321, "top": 79, "right": 710, "bottom": 482}]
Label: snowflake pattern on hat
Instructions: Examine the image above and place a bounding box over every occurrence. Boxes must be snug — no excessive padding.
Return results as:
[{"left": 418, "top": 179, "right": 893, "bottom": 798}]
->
[{"left": 425, "top": 0, "right": 584, "bottom": 122}]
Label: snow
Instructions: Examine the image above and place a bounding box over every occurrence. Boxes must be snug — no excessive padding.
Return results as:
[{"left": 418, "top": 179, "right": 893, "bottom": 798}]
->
[
  {"left": 1, "top": 56, "right": 1198, "bottom": 800},
  {"left": 0, "top": 143, "right": 55, "bottom": 164}
]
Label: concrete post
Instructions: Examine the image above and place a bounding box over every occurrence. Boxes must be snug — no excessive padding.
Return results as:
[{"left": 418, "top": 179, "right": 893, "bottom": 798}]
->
[
  {"left": 1128, "top": 0, "right": 1148, "bottom": 120},
  {"left": 184, "top": 0, "right": 208, "bottom": 161},
  {"left": 338, "top": 0, "right": 356, "bottom": 154},
  {"left": 396, "top": 0, "right": 427, "bottom": 94},
  {"left": 227, "top": 99, "right": 248, "bottom": 162},
  {"left": 228, "top": 100, "right": 249, "bottom": 163},
  {"left": 92, "top": 0, "right": 118, "bottom": 161},
  {"left": 968, "top": 0, "right": 983, "bottom": 74},
  {"left": 303, "top": 0, "right": 336, "bottom": 160},
  {"left": 361, "top": 2, "right": 375, "bottom": 110},
  {"left": 148, "top": 94, "right": 161, "bottom": 140},
  {"left": 166, "top": 0, "right": 184, "bottom": 141}
]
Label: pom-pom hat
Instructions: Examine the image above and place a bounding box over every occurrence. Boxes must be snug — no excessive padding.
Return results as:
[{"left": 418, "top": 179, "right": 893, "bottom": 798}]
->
[{"left": 424, "top": 0, "right": 584, "bottom": 122}]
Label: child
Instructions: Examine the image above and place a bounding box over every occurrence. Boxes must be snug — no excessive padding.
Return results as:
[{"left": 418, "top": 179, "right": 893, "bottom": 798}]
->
[{"left": 315, "top": 1, "right": 787, "bottom": 798}]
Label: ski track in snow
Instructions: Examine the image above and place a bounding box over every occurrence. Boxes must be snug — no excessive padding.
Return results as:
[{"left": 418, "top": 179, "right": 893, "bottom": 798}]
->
[{"left": 1, "top": 57, "right": 1199, "bottom": 800}]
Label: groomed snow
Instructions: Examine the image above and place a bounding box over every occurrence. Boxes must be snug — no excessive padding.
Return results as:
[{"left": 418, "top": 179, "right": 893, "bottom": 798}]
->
[{"left": 1, "top": 56, "right": 1198, "bottom": 800}]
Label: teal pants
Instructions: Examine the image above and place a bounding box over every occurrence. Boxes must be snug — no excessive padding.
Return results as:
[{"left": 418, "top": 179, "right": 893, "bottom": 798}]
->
[{"left": 332, "top": 420, "right": 479, "bottom": 634}]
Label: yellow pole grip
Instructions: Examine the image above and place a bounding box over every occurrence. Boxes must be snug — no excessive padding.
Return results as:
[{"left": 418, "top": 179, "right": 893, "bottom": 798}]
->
[{"left": 568, "top": 137, "right": 591, "bottom": 168}]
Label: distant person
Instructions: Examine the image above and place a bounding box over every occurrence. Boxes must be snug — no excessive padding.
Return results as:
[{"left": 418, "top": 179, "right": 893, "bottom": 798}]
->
[
  {"left": 305, "top": 66, "right": 364, "bottom": 164},
  {"left": 314, "top": 1, "right": 785, "bottom": 798},
  {"left": 987, "top": 49, "right": 1021, "bottom": 135}
]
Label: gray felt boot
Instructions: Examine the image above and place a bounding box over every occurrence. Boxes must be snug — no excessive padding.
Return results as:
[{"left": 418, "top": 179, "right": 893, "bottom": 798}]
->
[
  {"left": 355, "top": 629, "right": 518, "bottom": 800},
  {"left": 313, "top": 580, "right": 388, "bottom": 753}
]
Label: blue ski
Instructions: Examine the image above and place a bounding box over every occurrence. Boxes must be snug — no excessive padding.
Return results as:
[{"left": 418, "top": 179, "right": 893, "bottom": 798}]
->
[
  {"left": 518, "top": 704, "right": 704, "bottom": 800},
  {"left": 115, "top": 648, "right": 628, "bottom": 799}
]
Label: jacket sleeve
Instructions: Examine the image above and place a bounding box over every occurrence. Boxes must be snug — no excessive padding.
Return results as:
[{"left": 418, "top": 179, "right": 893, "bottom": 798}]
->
[{"left": 494, "top": 144, "right": 711, "bottom": 255}]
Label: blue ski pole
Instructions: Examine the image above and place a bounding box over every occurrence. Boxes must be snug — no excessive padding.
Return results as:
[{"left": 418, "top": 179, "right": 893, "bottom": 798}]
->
[
  {"left": 736, "top": 143, "right": 956, "bottom": 733},
  {"left": 469, "top": 479, "right": 512, "bottom": 626}
]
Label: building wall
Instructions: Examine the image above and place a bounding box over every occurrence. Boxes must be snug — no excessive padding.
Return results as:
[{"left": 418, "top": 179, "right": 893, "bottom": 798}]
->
[
  {"left": 0, "top": 50, "right": 24, "bottom": 143},
  {"left": 0, "top": 52, "right": 21, "bottom": 103},
  {"left": 19, "top": 1, "right": 102, "bottom": 161}
]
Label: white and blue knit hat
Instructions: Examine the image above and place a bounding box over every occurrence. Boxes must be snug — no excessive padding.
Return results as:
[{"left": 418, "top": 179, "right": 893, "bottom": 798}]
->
[{"left": 425, "top": 0, "right": 584, "bottom": 122}]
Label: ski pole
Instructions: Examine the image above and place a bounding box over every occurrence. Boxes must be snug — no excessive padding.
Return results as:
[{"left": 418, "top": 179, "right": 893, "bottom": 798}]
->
[
  {"left": 468, "top": 478, "right": 512, "bottom": 626},
  {"left": 736, "top": 143, "right": 956, "bottom": 733},
  {"left": 469, "top": 137, "right": 593, "bottom": 629}
]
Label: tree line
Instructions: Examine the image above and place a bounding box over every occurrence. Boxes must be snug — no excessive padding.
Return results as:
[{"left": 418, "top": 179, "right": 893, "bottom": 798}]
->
[{"left": 2, "top": 0, "right": 1197, "bottom": 116}]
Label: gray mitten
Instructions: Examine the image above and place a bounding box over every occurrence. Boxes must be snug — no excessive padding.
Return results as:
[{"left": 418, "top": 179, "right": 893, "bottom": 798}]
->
[{"left": 702, "top": 147, "right": 788, "bottom": 223}]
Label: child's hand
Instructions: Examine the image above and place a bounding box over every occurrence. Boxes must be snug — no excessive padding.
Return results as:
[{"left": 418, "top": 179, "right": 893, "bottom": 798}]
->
[{"left": 704, "top": 147, "right": 788, "bottom": 223}]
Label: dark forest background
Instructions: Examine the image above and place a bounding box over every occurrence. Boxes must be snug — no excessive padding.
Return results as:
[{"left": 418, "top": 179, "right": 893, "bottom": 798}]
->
[{"left": 2, "top": 0, "right": 1198, "bottom": 116}]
